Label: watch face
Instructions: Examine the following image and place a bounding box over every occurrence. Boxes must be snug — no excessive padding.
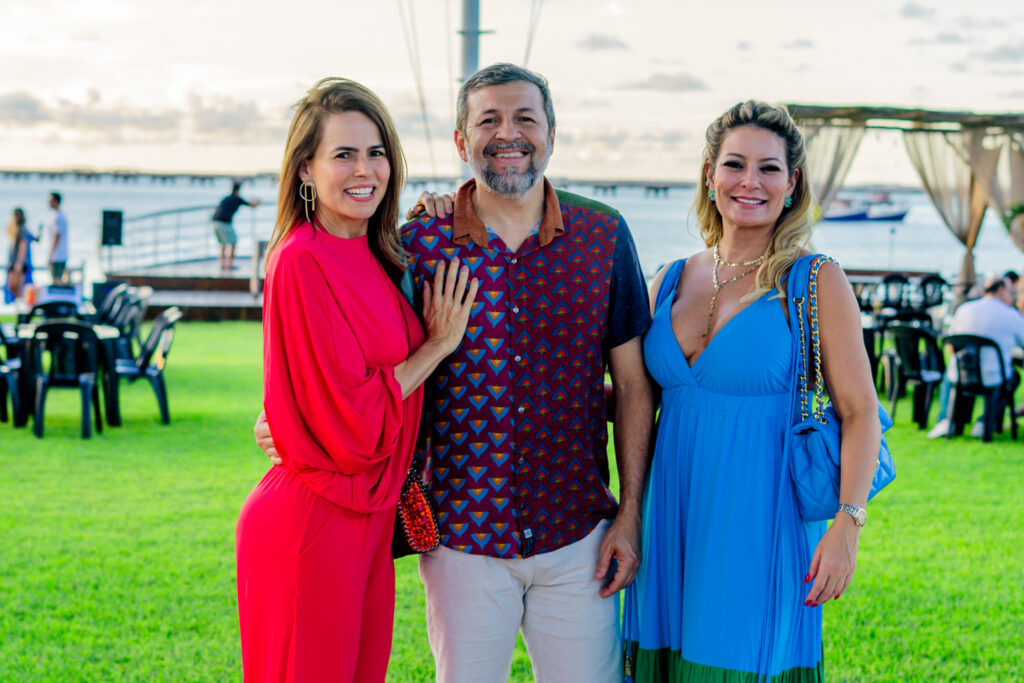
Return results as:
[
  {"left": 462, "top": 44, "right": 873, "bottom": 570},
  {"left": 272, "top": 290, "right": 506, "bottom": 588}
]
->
[{"left": 854, "top": 508, "right": 866, "bottom": 525}]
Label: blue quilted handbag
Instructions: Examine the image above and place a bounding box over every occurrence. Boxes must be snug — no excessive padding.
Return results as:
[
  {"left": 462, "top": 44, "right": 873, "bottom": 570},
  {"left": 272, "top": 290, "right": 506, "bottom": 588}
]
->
[{"left": 789, "top": 255, "right": 895, "bottom": 522}]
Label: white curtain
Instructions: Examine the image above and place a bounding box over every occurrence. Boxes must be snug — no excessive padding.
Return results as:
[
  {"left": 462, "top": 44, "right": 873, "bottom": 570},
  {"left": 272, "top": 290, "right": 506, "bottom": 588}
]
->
[
  {"left": 1008, "top": 135, "right": 1024, "bottom": 246},
  {"left": 903, "top": 130, "right": 988, "bottom": 289},
  {"left": 802, "top": 123, "right": 866, "bottom": 217},
  {"left": 967, "top": 130, "right": 1022, "bottom": 250}
]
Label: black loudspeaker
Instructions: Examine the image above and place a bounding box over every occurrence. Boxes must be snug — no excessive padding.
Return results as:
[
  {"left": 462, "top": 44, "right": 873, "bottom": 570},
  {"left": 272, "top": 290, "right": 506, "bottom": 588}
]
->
[{"left": 101, "top": 210, "right": 123, "bottom": 246}]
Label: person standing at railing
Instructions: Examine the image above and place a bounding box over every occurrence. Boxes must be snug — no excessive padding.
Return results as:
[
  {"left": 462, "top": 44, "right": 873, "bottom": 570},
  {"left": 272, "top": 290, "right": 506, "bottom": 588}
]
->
[
  {"left": 46, "top": 192, "right": 68, "bottom": 283},
  {"left": 212, "top": 181, "right": 260, "bottom": 270},
  {"left": 5, "top": 207, "right": 33, "bottom": 303}
]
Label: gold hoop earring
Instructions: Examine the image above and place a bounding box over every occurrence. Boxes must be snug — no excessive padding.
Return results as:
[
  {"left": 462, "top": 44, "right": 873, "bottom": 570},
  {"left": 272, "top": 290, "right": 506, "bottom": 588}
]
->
[{"left": 299, "top": 179, "right": 317, "bottom": 225}]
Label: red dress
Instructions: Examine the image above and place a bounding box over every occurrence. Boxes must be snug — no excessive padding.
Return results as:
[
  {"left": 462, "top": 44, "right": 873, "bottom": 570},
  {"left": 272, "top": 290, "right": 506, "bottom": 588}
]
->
[{"left": 236, "top": 222, "right": 425, "bottom": 682}]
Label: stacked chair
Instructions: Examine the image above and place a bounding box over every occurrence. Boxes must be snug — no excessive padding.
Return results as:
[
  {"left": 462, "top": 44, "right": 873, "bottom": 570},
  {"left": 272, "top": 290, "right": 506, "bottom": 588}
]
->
[{"left": 115, "top": 306, "right": 183, "bottom": 424}]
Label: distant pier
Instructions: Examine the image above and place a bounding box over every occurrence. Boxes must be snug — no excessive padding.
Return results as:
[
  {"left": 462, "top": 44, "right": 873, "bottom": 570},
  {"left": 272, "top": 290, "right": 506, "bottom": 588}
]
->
[{"left": 0, "top": 168, "right": 694, "bottom": 196}]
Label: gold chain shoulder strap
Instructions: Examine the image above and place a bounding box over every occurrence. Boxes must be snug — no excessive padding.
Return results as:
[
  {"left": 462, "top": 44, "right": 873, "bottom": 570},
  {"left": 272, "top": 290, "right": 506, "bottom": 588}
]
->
[
  {"left": 808, "top": 255, "right": 837, "bottom": 423},
  {"left": 796, "top": 255, "right": 838, "bottom": 423}
]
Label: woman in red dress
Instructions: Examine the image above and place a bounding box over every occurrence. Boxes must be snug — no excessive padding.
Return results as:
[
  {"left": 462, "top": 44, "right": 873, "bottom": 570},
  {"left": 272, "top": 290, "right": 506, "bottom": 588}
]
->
[{"left": 235, "top": 78, "right": 478, "bottom": 683}]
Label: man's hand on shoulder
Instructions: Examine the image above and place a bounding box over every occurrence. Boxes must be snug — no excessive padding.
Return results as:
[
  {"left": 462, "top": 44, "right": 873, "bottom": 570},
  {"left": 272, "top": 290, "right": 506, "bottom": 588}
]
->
[
  {"left": 254, "top": 410, "right": 282, "bottom": 465},
  {"left": 405, "top": 191, "right": 455, "bottom": 221}
]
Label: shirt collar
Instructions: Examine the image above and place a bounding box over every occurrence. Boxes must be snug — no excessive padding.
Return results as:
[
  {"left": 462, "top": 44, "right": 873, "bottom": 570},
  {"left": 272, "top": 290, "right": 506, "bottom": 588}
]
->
[{"left": 451, "top": 177, "right": 564, "bottom": 248}]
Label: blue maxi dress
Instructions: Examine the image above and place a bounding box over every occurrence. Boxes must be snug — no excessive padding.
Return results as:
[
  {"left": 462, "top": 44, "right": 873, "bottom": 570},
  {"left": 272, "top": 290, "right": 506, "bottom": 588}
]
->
[{"left": 623, "top": 259, "right": 826, "bottom": 682}]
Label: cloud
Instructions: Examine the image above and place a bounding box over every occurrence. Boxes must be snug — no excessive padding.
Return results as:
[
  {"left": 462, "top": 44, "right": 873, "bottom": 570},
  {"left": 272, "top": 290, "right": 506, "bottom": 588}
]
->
[
  {"left": 900, "top": 2, "right": 935, "bottom": 19},
  {"left": 954, "top": 15, "right": 1003, "bottom": 29},
  {"left": 782, "top": 39, "right": 815, "bottom": 49},
  {"left": 910, "top": 31, "right": 968, "bottom": 45},
  {"left": 56, "top": 98, "right": 181, "bottom": 132},
  {"left": 950, "top": 62, "right": 969, "bottom": 72},
  {"left": 737, "top": 41, "right": 751, "bottom": 51},
  {"left": 576, "top": 33, "right": 630, "bottom": 51},
  {"left": 637, "top": 129, "right": 688, "bottom": 146},
  {"left": 620, "top": 71, "right": 708, "bottom": 92},
  {"left": 189, "top": 94, "right": 264, "bottom": 135},
  {"left": 978, "top": 39, "right": 1024, "bottom": 62},
  {"left": 0, "top": 91, "right": 52, "bottom": 124}
]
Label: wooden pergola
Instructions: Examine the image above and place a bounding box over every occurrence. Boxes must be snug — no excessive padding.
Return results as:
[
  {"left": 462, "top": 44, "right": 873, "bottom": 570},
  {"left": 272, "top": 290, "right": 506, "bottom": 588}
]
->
[
  {"left": 784, "top": 104, "right": 1024, "bottom": 287},
  {"left": 787, "top": 104, "right": 1024, "bottom": 132}
]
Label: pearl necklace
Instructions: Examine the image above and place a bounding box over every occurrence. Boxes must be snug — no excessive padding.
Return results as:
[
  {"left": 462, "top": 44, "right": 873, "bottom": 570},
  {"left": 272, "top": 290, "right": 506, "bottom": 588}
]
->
[{"left": 704, "top": 244, "right": 768, "bottom": 338}]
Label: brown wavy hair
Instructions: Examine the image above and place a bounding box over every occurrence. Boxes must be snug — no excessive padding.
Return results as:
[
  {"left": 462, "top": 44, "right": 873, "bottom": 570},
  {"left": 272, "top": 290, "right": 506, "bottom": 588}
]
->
[
  {"left": 695, "top": 100, "right": 812, "bottom": 297},
  {"left": 265, "top": 77, "right": 408, "bottom": 282}
]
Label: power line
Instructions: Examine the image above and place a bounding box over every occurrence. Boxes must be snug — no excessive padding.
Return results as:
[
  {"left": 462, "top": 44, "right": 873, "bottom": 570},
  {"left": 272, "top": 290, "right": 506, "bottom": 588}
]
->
[
  {"left": 396, "top": 0, "right": 439, "bottom": 178},
  {"left": 523, "top": 0, "right": 544, "bottom": 67}
]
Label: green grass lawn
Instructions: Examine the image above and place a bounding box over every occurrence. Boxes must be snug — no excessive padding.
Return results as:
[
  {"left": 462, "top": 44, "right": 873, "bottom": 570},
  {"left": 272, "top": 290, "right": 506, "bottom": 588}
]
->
[{"left": 1, "top": 320, "right": 1022, "bottom": 681}]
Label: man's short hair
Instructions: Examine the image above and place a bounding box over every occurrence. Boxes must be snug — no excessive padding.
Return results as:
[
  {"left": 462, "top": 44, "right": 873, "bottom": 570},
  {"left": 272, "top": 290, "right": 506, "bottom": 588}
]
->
[
  {"left": 983, "top": 276, "right": 1008, "bottom": 295},
  {"left": 456, "top": 63, "right": 556, "bottom": 136},
  {"left": 231, "top": 181, "right": 242, "bottom": 194},
  {"left": 50, "top": 192, "right": 61, "bottom": 205}
]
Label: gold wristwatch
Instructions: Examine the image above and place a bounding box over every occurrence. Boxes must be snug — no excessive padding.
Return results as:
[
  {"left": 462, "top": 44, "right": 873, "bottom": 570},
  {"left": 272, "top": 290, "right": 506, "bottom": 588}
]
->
[{"left": 838, "top": 503, "right": 866, "bottom": 527}]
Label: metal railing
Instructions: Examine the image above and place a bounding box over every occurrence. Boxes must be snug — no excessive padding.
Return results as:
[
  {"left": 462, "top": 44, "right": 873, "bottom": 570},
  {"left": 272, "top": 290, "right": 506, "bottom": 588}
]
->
[{"left": 102, "top": 204, "right": 275, "bottom": 273}]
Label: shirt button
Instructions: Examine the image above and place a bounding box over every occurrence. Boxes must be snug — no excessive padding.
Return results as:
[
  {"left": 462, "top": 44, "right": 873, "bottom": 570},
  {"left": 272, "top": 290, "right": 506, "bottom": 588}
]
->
[
  {"left": 512, "top": 306, "right": 520, "bottom": 313},
  {"left": 511, "top": 257, "right": 518, "bottom": 264},
  {"left": 514, "top": 354, "right": 522, "bottom": 362},
  {"left": 517, "top": 405, "right": 526, "bottom": 414},
  {"left": 518, "top": 457, "right": 525, "bottom": 464}
]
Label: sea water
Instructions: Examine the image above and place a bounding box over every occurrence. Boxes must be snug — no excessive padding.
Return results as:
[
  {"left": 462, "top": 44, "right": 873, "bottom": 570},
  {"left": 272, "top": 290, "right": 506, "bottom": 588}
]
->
[{"left": 1, "top": 172, "right": 1021, "bottom": 287}]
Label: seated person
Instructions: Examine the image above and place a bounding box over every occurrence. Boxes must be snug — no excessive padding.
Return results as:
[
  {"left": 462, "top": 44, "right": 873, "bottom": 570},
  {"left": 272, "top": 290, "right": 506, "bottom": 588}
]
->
[{"left": 929, "top": 275, "right": 1024, "bottom": 438}]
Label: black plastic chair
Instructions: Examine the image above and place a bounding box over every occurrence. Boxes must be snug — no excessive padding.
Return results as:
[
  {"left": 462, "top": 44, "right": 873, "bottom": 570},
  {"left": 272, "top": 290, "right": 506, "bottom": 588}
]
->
[
  {"left": 115, "top": 307, "right": 182, "bottom": 424},
  {"left": 862, "top": 326, "right": 882, "bottom": 389},
  {"left": 93, "top": 282, "right": 129, "bottom": 324},
  {"left": 877, "top": 273, "right": 911, "bottom": 311},
  {"left": 17, "top": 300, "right": 81, "bottom": 324},
  {"left": 0, "top": 358, "right": 21, "bottom": 424},
  {"left": 0, "top": 323, "right": 26, "bottom": 427},
  {"left": 942, "top": 334, "right": 1018, "bottom": 442},
  {"left": 916, "top": 274, "right": 949, "bottom": 310},
  {"left": 29, "top": 321, "right": 103, "bottom": 438},
  {"left": 886, "top": 325, "right": 944, "bottom": 429},
  {"left": 110, "top": 286, "right": 154, "bottom": 360}
]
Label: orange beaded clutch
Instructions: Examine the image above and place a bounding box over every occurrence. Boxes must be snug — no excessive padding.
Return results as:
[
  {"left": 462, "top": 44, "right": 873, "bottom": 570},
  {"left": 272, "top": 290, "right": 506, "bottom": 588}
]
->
[{"left": 392, "top": 468, "right": 440, "bottom": 558}]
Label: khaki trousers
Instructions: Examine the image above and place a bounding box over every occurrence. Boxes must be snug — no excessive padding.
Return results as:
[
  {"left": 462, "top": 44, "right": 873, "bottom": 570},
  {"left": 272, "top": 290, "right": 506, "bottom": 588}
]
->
[{"left": 418, "top": 520, "right": 620, "bottom": 683}]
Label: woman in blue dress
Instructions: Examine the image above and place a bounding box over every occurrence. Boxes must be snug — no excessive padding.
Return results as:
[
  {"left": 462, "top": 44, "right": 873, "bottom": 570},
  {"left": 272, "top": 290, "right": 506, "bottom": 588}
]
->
[
  {"left": 5, "top": 207, "right": 33, "bottom": 303},
  {"left": 623, "top": 101, "right": 882, "bottom": 681}
]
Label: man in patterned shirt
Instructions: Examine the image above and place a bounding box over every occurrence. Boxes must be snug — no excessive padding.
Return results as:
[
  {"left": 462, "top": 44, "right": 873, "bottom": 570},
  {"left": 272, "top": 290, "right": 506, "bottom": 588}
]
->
[
  {"left": 404, "top": 63, "right": 653, "bottom": 682},
  {"left": 256, "top": 64, "right": 654, "bottom": 681}
]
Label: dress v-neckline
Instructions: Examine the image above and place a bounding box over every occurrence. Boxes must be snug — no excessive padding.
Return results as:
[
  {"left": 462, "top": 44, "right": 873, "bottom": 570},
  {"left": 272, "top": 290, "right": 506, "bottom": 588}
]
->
[{"left": 666, "top": 259, "right": 768, "bottom": 371}]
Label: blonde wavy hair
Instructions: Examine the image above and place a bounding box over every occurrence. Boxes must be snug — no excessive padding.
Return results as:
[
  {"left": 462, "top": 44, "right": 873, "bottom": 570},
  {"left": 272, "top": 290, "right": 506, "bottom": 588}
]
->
[
  {"left": 265, "top": 77, "right": 408, "bottom": 282},
  {"left": 695, "top": 100, "right": 813, "bottom": 298}
]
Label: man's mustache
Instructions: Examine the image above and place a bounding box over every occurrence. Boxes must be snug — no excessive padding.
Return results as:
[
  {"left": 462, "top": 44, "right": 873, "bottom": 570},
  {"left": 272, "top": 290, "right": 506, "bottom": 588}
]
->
[{"left": 482, "top": 141, "right": 535, "bottom": 156}]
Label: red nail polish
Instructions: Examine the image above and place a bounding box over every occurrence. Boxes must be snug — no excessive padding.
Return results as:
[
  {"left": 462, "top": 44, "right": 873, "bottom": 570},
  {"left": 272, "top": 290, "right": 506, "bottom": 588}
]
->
[
  {"left": 804, "top": 574, "right": 811, "bottom": 584},
  {"left": 834, "top": 594, "right": 841, "bottom": 600},
  {"left": 804, "top": 600, "right": 812, "bottom": 606}
]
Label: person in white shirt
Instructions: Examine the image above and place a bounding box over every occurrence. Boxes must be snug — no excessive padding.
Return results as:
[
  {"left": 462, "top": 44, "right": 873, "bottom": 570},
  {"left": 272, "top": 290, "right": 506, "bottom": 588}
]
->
[
  {"left": 47, "top": 192, "right": 68, "bottom": 283},
  {"left": 929, "top": 275, "right": 1024, "bottom": 438}
]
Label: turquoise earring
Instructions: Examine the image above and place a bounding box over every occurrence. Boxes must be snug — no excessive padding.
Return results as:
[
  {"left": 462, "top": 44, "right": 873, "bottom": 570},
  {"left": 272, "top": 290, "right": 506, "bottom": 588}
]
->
[
  {"left": 708, "top": 188, "right": 716, "bottom": 201},
  {"left": 783, "top": 196, "right": 793, "bottom": 208}
]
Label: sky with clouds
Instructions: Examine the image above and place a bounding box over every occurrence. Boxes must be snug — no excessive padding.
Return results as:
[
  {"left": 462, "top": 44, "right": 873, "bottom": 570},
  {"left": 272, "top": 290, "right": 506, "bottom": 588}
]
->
[{"left": 2, "top": 0, "right": 1023, "bottom": 184}]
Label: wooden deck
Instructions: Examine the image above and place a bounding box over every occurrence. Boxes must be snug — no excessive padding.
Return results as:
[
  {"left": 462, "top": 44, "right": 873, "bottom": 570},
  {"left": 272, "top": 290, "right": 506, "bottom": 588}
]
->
[{"left": 106, "top": 258, "right": 263, "bottom": 321}]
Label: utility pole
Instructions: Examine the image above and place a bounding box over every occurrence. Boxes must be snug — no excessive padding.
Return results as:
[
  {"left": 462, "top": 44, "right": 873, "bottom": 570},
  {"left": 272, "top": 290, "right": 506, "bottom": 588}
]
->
[{"left": 461, "top": 0, "right": 492, "bottom": 81}]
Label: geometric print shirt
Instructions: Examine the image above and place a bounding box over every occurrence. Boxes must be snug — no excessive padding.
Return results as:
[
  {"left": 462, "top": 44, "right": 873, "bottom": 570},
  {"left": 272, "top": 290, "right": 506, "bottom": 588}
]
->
[{"left": 401, "top": 178, "right": 651, "bottom": 558}]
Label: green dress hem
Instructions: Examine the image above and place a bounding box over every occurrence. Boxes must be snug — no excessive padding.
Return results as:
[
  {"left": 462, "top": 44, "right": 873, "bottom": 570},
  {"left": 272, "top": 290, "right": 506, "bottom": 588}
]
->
[{"left": 624, "top": 642, "right": 824, "bottom": 683}]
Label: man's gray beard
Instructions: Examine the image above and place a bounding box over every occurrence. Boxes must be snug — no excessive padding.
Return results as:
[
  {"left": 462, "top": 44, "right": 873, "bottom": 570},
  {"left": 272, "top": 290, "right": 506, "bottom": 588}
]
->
[{"left": 470, "top": 151, "right": 550, "bottom": 198}]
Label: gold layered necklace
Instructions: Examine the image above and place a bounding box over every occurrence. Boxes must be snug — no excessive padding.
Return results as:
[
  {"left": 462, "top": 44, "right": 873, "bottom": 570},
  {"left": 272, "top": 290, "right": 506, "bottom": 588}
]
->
[{"left": 704, "top": 244, "right": 768, "bottom": 337}]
